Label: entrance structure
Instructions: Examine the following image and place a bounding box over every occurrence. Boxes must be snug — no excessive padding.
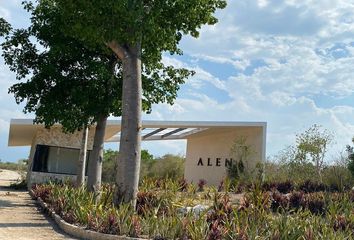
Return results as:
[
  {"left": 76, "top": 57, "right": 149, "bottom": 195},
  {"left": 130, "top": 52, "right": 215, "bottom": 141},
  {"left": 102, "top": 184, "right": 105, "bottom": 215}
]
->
[{"left": 8, "top": 119, "right": 266, "bottom": 186}]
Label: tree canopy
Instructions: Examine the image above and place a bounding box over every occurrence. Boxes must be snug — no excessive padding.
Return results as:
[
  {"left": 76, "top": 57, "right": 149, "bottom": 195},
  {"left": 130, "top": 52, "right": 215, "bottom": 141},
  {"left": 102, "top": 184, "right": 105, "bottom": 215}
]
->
[
  {"left": 56, "top": 0, "right": 227, "bottom": 65},
  {"left": 0, "top": 1, "right": 193, "bottom": 132},
  {"left": 295, "top": 124, "right": 333, "bottom": 181}
]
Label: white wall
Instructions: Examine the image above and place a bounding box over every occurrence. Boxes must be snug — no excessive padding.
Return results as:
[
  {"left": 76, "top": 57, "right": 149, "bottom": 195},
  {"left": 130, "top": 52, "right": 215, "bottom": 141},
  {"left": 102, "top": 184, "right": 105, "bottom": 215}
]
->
[{"left": 184, "top": 127, "right": 265, "bottom": 186}]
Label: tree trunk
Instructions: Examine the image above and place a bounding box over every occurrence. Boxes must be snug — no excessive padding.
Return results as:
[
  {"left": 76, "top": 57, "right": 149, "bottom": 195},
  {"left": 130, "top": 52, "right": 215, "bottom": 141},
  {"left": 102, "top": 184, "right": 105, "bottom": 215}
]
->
[
  {"left": 316, "top": 158, "right": 323, "bottom": 183},
  {"left": 87, "top": 116, "right": 107, "bottom": 194},
  {"left": 317, "top": 167, "right": 322, "bottom": 183},
  {"left": 114, "top": 44, "right": 142, "bottom": 208},
  {"left": 76, "top": 126, "right": 89, "bottom": 188}
]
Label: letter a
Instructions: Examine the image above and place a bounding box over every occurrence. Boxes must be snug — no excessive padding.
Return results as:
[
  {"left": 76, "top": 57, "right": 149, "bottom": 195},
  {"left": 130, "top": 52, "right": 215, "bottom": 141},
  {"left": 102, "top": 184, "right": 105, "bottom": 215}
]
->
[{"left": 197, "top": 158, "right": 204, "bottom": 166}]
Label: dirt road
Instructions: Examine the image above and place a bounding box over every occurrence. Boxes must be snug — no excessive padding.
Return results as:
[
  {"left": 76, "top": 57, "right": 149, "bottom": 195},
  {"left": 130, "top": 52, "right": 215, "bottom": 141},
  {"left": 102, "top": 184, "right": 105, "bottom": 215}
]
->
[{"left": 0, "top": 169, "right": 77, "bottom": 240}]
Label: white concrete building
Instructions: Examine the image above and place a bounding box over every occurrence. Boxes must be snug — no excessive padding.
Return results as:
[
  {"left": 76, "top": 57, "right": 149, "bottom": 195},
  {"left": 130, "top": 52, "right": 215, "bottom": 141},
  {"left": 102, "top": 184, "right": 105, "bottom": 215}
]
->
[{"left": 8, "top": 119, "right": 266, "bottom": 186}]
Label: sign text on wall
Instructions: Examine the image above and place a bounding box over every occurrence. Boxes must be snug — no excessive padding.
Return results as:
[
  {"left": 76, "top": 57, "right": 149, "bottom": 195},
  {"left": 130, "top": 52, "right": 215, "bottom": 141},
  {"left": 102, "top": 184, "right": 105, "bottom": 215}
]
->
[{"left": 197, "top": 157, "right": 234, "bottom": 167}]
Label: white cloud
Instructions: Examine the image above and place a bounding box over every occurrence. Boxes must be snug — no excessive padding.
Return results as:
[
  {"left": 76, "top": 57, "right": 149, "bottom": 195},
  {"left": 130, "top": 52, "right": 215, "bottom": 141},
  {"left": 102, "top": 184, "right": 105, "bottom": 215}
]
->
[
  {"left": 191, "top": 54, "right": 250, "bottom": 71},
  {"left": 0, "top": 6, "right": 11, "bottom": 19},
  {"left": 257, "top": 0, "right": 269, "bottom": 8},
  {"left": 192, "top": 67, "right": 227, "bottom": 90},
  {"left": 0, "top": 118, "right": 9, "bottom": 133},
  {"left": 269, "top": 91, "right": 296, "bottom": 106}
]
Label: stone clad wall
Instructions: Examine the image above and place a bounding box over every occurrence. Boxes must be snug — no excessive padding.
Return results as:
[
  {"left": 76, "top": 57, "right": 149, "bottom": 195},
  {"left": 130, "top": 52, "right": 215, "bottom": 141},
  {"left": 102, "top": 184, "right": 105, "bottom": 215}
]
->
[
  {"left": 184, "top": 127, "right": 265, "bottom": 186},
  {"left": 27, "top": 126, "right": 95, "bottom": 187},
  {"left": 35, "top": 126, "right": 95, "bottom": 149}
]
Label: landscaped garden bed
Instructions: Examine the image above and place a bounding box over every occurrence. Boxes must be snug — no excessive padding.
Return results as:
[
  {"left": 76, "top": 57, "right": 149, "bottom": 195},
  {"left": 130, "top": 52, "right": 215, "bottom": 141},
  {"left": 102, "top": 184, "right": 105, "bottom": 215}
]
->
[{"left": 31, "top": 178, "right": 354, "bottom": 239}]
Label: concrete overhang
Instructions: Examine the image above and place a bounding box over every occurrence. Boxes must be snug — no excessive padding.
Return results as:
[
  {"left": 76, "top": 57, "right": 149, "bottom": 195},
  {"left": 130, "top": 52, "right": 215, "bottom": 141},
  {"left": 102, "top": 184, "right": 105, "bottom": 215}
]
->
[
  {"left": 106, "top": 120, "right": 266, "bottom": 142},
  {"left": 8, "top": 119, "right": 121, "bottom": 147},
  {"left": 8, "top": 119, "right": 266, "bottom": 146}
]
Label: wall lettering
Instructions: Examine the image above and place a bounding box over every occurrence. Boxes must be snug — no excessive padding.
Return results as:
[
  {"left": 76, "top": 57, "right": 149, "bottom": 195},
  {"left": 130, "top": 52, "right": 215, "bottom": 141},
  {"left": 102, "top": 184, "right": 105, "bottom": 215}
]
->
[
  {"left": 207, "top": 158, "right": 212, "bottom": 166},
  {"left": 225, "top": 158, "right": 233, "bottom": 167},
  {"left": 197, "top": 157, "right": 234, "bottom": 167},
  {"left": 216, "top": 158, "right": 221, "bottom": 167},
  {"left": 197, "top": 157, "right": 204, "bottom": 166}
]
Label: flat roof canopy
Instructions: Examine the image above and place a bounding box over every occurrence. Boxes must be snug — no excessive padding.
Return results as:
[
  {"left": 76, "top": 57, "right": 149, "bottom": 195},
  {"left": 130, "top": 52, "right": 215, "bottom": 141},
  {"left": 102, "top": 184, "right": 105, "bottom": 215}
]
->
[{"left": 8, "top": 119, "right": 266, "bottom": 146}]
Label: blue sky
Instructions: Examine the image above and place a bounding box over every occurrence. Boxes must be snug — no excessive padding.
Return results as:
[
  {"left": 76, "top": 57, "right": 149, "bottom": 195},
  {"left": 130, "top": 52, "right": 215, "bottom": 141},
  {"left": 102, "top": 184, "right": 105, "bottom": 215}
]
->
[{"left": 1, "top": 0, "right": 354, "bottom": 162}]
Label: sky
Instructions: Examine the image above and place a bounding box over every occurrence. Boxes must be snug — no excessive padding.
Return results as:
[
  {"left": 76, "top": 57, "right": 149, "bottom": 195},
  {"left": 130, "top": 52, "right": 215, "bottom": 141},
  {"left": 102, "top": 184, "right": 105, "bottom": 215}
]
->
[{"left": 0, "top": 0, "right": 354, "bottom": 163}]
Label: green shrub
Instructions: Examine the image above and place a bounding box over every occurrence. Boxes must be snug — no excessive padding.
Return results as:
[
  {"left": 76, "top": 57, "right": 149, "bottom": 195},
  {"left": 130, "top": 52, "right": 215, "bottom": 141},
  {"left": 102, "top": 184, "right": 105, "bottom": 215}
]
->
[
  {"left": 102, "top": 150, "right": 184, "bottom": 182},
  {"left": 146, "top": 154, "right": 185, "bottom": 179},
  {"left": 101, "top": 149, "right": 117, "bottom": 183}
]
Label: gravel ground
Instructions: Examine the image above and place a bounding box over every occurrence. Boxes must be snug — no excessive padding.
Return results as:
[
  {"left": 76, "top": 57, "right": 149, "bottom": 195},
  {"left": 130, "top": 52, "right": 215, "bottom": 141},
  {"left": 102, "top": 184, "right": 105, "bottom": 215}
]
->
[{"left": 0, "top": 169, "right": 78, "bottom": 240}]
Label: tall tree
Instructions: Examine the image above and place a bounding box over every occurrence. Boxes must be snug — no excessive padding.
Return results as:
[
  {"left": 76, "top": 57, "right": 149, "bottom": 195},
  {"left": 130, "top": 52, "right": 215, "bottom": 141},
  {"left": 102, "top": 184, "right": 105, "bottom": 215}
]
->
[
  {"left": 295, "top": 124, "right": 333, "bottom": 182},
  {"left": 1, "top": 1, "right": 123, "bottom": 192},
  {"left": 55, "top": 0, "right": 227, "bottom": 207},
  {"left": 0, "top": 0, "right": 193, "bottom": 195}
]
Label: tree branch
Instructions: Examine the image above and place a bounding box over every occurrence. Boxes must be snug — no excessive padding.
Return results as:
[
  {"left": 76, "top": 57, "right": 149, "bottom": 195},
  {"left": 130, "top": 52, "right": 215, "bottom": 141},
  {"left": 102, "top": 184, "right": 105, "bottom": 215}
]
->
[{"left": 106, "top": 41, "right": 126, "bottom": 60}]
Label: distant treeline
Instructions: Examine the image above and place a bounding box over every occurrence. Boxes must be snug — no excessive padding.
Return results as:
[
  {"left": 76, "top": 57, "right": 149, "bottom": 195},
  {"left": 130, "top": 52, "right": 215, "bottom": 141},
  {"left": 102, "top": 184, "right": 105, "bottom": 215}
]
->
[
  {"left": 102, "top": 149, "right": 185, "bottom": 183},
  {"left": 0, "top": 159, "right": 27, "bottom": 172}
]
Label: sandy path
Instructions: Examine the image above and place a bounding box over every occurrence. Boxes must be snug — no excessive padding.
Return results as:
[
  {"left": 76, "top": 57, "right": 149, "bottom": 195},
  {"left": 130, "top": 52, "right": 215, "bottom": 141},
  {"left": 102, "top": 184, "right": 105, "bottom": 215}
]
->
[{"left": 0, "top": 169, "right": 78, "bottom": 240}]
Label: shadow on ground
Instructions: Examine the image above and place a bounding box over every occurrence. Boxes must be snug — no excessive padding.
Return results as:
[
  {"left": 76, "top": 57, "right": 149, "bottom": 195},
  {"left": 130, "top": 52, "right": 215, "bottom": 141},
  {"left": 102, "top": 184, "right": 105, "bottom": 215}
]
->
[{"left": 0, "top": 222, "right": 51, "bottom": 228}]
